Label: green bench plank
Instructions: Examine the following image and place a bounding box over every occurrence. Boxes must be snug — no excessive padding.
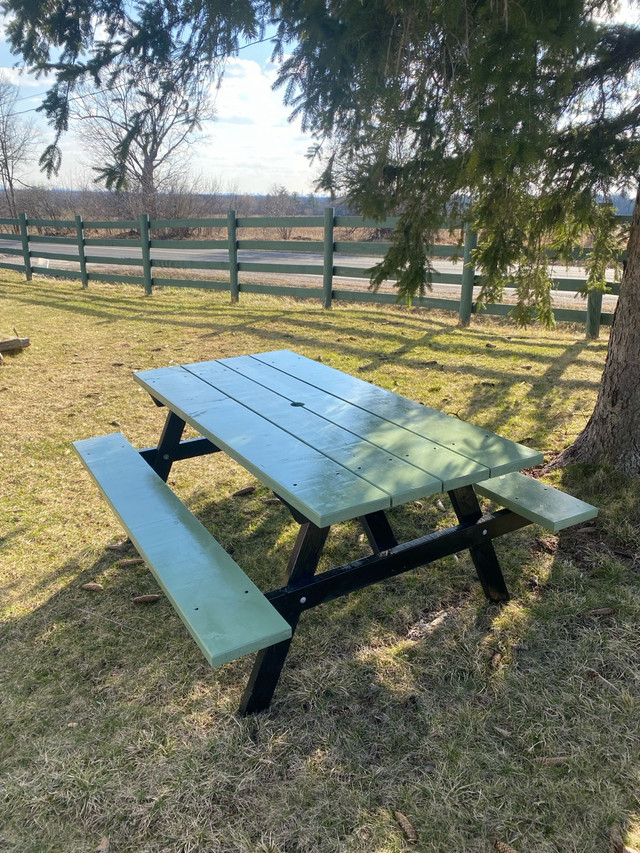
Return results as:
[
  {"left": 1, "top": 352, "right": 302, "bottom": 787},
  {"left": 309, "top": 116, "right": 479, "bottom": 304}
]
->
[
  {"left": 73, "top": 433, "right": 292, "bottom": 666},
  {"left": 134, "top": 367, "right": 391, "bottom": 526},
  {"left": 252, "top": 350, "right": 543, "bottom": 475},
  {"left": 475, "top": 472, "right": 598, "bottom": 531}
]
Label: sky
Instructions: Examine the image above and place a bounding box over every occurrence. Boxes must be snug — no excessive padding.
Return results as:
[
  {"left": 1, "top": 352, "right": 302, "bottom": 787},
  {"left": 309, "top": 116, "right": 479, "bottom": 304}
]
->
[{"left": 0, "top": 27, "right": 319, "bottom": 195}]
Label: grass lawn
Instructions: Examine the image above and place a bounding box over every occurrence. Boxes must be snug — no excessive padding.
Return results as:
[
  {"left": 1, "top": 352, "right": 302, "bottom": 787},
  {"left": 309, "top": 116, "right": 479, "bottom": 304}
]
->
[{"left": 1, "top": 274, "right": 639, "bottom": 853}]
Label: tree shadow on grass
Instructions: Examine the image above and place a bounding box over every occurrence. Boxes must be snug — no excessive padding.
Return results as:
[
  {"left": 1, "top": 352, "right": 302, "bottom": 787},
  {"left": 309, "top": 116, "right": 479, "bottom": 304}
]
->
[{"left": 2, "top": 478, "right": 639, "bottom": 851}]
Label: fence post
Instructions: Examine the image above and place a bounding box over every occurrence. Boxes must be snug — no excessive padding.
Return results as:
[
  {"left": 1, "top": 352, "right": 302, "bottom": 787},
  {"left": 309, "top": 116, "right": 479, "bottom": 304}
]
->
[
  {"left": 19, "top": 213, "right": 32, "bottom": 281},
  {"left": 322, "top": 207, "right": 334, "bottom": 309},
  {"left": 228, "top": 209, "right": 239, "bottom": 302},
  {"left": 75, "top": 214, "right": 89, "bottom": 289},
  {"left": 585, "top": 289, "right": 603, "bottom": 340},
  {"left": 139, "top": 213, "right": 153, "bottom": 295},
  {"left": 459, "top": 224, "right": 477, "bottom": 326}
]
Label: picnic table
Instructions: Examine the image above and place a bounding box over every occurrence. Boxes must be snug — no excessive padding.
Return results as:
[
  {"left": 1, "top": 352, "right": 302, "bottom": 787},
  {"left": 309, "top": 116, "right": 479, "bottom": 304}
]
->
[{"left": 74, "top": 349, "right": 597, "bottom": 714}]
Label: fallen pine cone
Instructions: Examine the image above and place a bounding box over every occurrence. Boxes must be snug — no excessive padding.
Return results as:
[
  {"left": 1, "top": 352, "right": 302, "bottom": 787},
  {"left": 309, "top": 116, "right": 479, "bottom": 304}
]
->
[
  {"left": 494, "top": 841, "right": 519, "bottom": 853},
  {"left": 82, "top": 582, "right": 104, "bottom": 592},
  {"left": 393, "top": 810, "right": 417, "bottom": 843},
  {"left": 589, "top": 608, "right": 616, "bottom": 617},
  {"left": 132, "top": 594, "right": 161, "bottom": 604},
  {"left": 119, "top": 558, "right": 144, "bottom": 567},
  {"left": 233, "top": 486, "right": 256, "bottom": 497}
]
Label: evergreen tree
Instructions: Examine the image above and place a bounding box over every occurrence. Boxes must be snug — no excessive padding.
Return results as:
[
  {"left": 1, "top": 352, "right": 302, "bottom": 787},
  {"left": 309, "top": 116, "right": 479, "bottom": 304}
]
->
[
  {"left": 271, "top": 0, "right": 640, "bottom": 473},
  {"left": 3, "top": 0, "right": 640, "bottom": 471}
]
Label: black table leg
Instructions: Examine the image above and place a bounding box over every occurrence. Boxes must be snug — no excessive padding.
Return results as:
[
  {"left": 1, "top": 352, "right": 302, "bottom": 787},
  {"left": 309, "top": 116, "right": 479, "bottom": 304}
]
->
[
  {"left": 359, "top": 510, "right": 398, "bottom": 554},
  {"left": 151, "top": 411, "right": 186, "bottom": 481},
  {"left": 239, "top": 521, "right": 330, "bottom": 715},
  {"left": 448, "top": 485, "right": 510, "bottom": 602}
]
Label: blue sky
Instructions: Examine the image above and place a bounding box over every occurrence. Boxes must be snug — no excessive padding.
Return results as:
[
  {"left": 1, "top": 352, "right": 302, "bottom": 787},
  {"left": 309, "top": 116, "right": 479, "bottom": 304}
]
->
[{"left": 0, "top": 26, "right": 318, "bottom": 194}]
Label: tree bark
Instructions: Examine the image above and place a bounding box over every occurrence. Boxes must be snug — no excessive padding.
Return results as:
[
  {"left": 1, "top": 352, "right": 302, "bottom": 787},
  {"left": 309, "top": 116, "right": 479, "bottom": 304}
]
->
[{"left": 555, "top": 188, "right": 640, "bottom": 474}]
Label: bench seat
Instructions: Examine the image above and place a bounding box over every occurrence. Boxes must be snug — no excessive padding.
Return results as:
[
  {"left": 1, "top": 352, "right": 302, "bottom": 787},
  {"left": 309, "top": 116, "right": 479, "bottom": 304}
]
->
[
  {"left": 73, "top": 433, "right": 292, "bottom": 666},
  {"left": 475, "top": 471, "right": 598, "bottom": 532}
]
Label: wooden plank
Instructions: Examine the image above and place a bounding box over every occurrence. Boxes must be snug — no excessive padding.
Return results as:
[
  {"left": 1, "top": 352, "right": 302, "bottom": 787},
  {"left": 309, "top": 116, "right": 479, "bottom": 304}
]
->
[
  {"left": 477, "top": 303, "right": 590, "bottom": 323},
  {"left": 45, "top": 269, "right": 83, "bottom": 280},
  {"left": 149, "top": 217, "right": 227, "bottom": 228},
  {"left": 410, "top": 296, "right": 461, "bottom": 312},
  {"left": 238, "top": 262, "right": 324, "bottom": 276},
  {"left": 187, "top": 359, "right": 445, "bottom": 502},
  {"left": 334, "top": 216, "right": 400, "bottom": 228},
  {"left": 73, "top": 433, "right": 292, "bottom": 665},
  {"left": 153, "top": 278, "right": 230, "bottom": 291},
  {"left": 334, "top": 241, "right": 392, "bottom": 255},
  {"left": 213, "top": 356, "right": 484, "bottom": 494},
  {"left": 239, "top": 283, "right": 325, "bottom": 299},
  {"left": 332, "top": 266, "right": 370, "bottom": 279},
  {"left": 332, "top": 265, "right": 463, "bottom": 285},
  {"left": 83, "top": 220, "right": 139, "bottom": 229},
  {"left": 26, "top": 250, "right": 80, "bottom": 261},
  {"left": 252, "top": 351, "right": 543, "bottom": 476},
  {"left": 88, "top": 273, "right": 146, "bottom": 285},
  {"left": 149, "top": 239, "right": 228, "bottom": 250},
  {"left": 85, "top": 255, "right": 144, "bottom": 267},
  {"left": 151, "top": 259, "right": 230, "bottom": 271},
  {"left": 84, "top": 238, "right": 139, "bottom": 247},
  {"left": 332, "top": 290, "right": 402, "bottom": 304},
  {"left": 475, "top": 472, "right": 598, "bottom": 531},
  {"left": 134, "top": 367, "right": 391, "bottom": 526},
  {"left": 333, "top": 242, "right": 462, "bottom": 258}
]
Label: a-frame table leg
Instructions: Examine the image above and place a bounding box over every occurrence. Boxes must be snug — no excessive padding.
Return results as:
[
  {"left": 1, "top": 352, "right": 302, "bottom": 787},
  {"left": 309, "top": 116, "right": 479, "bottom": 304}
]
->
[
  {"left": 239, "top": 520, "right": 330, "bottom": 715},
  {"left": 150, "top": 410, "right": 186, "bottom": 481},
  {"left": 448, "top": 485, "right": 510, "bottom": 602},
  {"left": 359, "top": 510, "right": 398, "bottom": 554}
]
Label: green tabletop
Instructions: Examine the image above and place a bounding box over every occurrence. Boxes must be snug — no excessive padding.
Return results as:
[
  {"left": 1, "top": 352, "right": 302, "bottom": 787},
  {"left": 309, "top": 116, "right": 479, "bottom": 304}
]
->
[{"left": 135, "top": 350, "right": 542, "bottom": 528}]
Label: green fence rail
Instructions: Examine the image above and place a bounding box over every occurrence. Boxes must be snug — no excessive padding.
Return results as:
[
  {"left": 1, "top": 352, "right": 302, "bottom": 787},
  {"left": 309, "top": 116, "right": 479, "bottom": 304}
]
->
[{"left": 0, "top": 210, "right": 622, "bottom": 339}]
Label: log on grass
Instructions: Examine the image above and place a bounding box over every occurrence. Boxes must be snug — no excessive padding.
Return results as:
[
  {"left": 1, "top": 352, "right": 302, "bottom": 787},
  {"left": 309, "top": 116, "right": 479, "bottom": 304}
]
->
[{"left": 0, "top": 337, "right": 30, "bottom": 353}]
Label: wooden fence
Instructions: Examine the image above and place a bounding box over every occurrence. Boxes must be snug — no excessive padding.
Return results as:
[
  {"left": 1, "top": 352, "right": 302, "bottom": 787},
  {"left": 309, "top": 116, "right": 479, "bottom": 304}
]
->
[{"left": 0, "top": 210, "right": 623, "bottom": 338}]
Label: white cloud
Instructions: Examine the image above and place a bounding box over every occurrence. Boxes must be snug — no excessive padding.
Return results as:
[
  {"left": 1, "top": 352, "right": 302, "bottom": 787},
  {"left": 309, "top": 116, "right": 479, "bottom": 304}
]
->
[{"left": 198, "top": 56, "right": 318, "bottom": 194}]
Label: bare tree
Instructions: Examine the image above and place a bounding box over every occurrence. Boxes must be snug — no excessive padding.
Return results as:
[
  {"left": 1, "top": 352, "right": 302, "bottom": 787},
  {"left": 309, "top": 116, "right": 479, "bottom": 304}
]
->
[
  {"left": 264, "top": 184, "right": 302, "bottom": 239},
  {"left": 0, "top": 75, "right": 41, "bottom": 220},
  {"left": 70, "top": 65, "right": 215, "bottom": 217}
]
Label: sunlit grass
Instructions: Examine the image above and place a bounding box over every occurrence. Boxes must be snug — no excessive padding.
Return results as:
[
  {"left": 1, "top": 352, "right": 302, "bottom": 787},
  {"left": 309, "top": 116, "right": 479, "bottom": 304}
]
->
[{"left": 1, "top": 274, "right": 639, "bottom": 852}]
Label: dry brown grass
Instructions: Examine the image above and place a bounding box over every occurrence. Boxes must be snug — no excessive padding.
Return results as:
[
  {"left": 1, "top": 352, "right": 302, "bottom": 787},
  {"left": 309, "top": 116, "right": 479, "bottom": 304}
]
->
[{"left": 1, "top": 273, "right": 639, "bottom": 853}]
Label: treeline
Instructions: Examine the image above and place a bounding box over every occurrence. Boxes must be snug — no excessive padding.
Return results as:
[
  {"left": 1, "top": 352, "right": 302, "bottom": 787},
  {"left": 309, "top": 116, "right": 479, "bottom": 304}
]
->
[{"left": 4, "top": 185, "right": 355, "bottom": 224}]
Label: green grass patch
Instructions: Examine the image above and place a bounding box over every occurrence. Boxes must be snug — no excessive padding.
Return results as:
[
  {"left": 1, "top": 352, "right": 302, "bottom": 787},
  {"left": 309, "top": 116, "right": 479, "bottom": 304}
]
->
[{"left": 1, "top": 274, "right": 639, "bottom": 852}]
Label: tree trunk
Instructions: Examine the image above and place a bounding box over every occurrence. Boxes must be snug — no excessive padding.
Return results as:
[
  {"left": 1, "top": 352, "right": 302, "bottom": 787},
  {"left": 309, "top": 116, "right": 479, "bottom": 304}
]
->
[{"left": 555, "top": 188, "right": 640, "bottom": 474}]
